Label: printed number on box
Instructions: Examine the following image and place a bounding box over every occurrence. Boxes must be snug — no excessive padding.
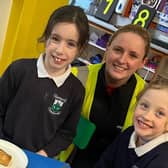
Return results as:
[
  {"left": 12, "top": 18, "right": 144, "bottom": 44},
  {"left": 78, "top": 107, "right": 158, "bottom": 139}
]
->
[
  {"left": 95, "top": 0, "right": 118, "bottom": 22},
  {"left": 132, "top": 4, "right": 156, "bottom": 28}
]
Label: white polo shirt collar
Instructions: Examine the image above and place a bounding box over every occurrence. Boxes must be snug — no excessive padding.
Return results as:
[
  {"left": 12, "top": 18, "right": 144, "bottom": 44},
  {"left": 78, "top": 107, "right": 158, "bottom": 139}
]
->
[
  {"left": 37, "top": 53, "right": 71, "bottom": 87},
  {"left": 128, "top": 131, "right": 168, "bottom": 157}
]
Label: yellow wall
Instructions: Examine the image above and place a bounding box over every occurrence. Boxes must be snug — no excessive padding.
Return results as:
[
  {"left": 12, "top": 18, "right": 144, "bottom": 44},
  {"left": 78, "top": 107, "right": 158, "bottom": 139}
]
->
[
  {"left": 0, "top": 0, "right": 68, "bottom": 75},
  {"left": 0, "top": 0, "right": 12, "bottom": 58}
]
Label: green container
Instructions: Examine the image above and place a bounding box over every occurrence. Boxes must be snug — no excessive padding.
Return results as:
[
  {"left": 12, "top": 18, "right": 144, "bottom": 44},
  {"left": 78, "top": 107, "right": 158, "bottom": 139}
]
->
[{"left": 73, "top": 116, "right": 96, "bottom": 149}]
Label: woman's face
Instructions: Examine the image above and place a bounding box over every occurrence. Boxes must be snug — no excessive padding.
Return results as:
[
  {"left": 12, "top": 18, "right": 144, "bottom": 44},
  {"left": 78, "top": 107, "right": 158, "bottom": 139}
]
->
[
  {"left": 105, "top": 32, "right": 146, "bottom": 85},
  {"left": 44, "top": 22, "right": 79, "bottom": 76},
  {"left": 133, "top": 88, "right": 168, "bottom": 146}
]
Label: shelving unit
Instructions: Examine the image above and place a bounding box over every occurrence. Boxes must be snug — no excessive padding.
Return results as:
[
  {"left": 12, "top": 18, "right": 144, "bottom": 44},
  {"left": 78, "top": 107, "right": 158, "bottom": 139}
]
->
[
  {"left": 88, "top": 41, "right": 106, "bottom": 51},
  {"left": 138, "top": 66, "right": 155, "bottom": 81},
  {"left": 87, "top": 15, "right": 118, "bottom": 34},
  {"left": 87, "top": 15, "right": 168, "bottom": 55}
]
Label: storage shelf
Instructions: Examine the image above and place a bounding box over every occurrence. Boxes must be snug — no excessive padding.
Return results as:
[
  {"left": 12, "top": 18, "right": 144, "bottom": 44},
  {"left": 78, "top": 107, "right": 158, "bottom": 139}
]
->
[
  {"left": 153, "top": 11, "right": 168, "bottom": 28},
  {"left": 143, "top": 66, "right": 155, "bottom": 73},
  {"left": 151, "top": 43, "right": 168, "bottom": 55},
  {"left": 87, "top": 15, "right": 168, "bottom": 56},
  {"left": 87, "top": 15, "right": 117, "bottom": 34},
  {"left": 88, "top": 41, "right": 106, "bottom": 51},
  {"left": 77, "top": 57, "right": 91, "bottom": 65}
]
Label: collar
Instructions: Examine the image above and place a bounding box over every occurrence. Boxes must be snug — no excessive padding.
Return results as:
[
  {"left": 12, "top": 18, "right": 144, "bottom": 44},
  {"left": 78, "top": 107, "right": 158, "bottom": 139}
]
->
[
  {"left": 128, "top": 131, "right": 168, "bottom": 157},
  {"left": 37, "top": 53, "right": 71, "bottom": 87}
]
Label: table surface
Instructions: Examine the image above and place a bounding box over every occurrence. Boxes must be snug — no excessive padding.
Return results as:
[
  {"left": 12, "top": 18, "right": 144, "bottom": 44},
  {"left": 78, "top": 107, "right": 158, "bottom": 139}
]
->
[{"left": 24, "top": 150, "right": 70, "bottom": 168}]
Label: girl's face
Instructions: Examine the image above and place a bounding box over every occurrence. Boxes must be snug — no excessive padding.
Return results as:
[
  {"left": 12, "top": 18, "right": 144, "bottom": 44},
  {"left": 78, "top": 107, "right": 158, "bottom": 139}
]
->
[
  {"left": 105, "top": 32, "right": 146, "bottom": 86},
  {"left": 133, "top": 88, "right": 168, "bottom": 146},
  {"left": 44, "top": 22, "right": 79, "bottom": 76}
]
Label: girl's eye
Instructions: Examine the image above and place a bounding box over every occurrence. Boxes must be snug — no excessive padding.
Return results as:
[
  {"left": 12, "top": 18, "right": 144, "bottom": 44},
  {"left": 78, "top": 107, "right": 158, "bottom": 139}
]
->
[
  {"left": 50, "top": 36, "right": 59, "bottom": 43},
  {"left": 67, "top": 42, "right": 77, "bottom": 48},
  {"left": 155, "top": 111, "right": 165, "bottom": 118},
  {"left": 139, "top": 102, "right": 148, "bottom": 110}
]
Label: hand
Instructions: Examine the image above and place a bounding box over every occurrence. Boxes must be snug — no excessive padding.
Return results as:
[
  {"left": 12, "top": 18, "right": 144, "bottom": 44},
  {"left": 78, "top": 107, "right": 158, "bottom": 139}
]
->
[{"left": 36, "top": 149, "right": 48, "bottom": 157}]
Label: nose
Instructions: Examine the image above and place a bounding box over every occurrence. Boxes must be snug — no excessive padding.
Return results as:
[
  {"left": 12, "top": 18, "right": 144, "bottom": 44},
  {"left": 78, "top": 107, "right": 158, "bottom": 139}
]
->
[
  {"left": 55, "top": 41, "right": 65, "bottom": 54},
  {"left": 118, "top": 52, "right": 128, "bottom": 63},
  {"left": 142, "top": 110, "right": 153, "bottom": 120}
]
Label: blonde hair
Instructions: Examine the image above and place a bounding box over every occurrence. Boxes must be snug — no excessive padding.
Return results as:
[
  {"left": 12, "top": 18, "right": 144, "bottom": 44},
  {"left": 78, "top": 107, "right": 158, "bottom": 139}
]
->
[
  {"left": 109, "top": 24, "right": 151, "bottom": 59},
  {"left": 137, "top": 76, "right": 168, "bottom": 100}
]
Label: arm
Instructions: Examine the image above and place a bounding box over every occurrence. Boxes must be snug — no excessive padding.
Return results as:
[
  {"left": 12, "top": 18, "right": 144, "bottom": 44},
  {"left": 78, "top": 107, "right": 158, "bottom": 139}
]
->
[
  {"left": 0, "top": 65, "right": 17, "bottom": 138},
  {"left": 0, "top": 60, "right": 26, "bottom": 139},
  {"left": 36, "top": 150, "right": 48, "bottom": 157}
]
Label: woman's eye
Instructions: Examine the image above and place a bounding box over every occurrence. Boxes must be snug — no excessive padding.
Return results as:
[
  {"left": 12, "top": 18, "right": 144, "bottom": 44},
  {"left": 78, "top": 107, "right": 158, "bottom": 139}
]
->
[
  {"left": 129, "top": 53, "right": 138, "bottom": 59},
  {"left": 113, "top": 47, "right": 122, "bottom": 53}
]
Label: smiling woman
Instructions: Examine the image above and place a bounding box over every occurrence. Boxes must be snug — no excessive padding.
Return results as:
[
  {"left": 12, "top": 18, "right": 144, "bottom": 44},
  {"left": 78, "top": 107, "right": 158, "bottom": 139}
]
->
[
  {"left": 0, "top": 5, "right": 89, "bottom": 158},
  {"left": 69, "top": 24, "right": 151, "bottom": 168}
]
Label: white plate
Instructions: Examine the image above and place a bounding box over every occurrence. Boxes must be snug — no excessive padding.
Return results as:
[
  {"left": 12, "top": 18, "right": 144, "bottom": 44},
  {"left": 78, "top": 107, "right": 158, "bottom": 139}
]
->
[{"left": 0, "top": 139, "right": 28, "bottom": 168}]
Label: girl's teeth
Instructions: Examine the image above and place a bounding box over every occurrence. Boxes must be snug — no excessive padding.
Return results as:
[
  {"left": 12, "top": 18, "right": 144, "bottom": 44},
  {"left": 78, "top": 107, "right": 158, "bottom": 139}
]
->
[
  {"left": 138, "top": 120, "right": 151, "bottom": 128},
  {"left": 55, "top": 58, "right": 61, "bottom": 62}
]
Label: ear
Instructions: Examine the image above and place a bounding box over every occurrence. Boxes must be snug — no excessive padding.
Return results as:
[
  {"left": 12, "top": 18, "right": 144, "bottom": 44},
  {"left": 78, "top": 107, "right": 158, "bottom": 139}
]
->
[
  {"left": 165, "top": 122, "right": 168, "bottom": 132},
  {"left": 139, "top": 57, "right": 148, "bottom": 69},
  {"left": 78, "top": 45, "right": 85, "bottom": 56},
  {"left": 143, "top": 57, "right": 148, "bottom": 65},
  {"left": 45, "top": 39, "right": 50, "bottom": 48}
]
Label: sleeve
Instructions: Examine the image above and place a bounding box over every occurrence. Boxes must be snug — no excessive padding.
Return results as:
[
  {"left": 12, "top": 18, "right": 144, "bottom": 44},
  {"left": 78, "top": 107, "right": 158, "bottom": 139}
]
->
[
  {"left": 146, "top": 150, "right": 168, "bottom": 168},
  {"left": 43, "top": 83, "right": 85, "bottom": 157},
  {"left": 94, "top": 127, "right": 133, "bottom": 168},
  {"left": 0, "top": 63, "right": 18, "bottom": 138}
]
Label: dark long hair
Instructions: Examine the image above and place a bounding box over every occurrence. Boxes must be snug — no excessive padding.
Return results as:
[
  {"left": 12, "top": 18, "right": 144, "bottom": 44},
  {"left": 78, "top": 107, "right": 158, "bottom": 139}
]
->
[{"left": 38, "top": 5, "right": 89, "bottom": 51}]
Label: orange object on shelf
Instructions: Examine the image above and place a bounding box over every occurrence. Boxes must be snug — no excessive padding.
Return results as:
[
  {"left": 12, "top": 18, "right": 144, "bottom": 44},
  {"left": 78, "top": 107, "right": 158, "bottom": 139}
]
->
[{"left": 122, "top": 0, "right": 133, "bottom": 17}]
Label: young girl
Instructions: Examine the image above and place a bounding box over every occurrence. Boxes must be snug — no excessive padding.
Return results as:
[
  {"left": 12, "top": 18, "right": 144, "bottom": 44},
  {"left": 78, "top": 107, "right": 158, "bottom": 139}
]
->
[
  {"left": 0, "top": 5, "right": 89, "bottom": 157},
  {"left": 95, "top": 76, "right": 168, "bottom": 168}
]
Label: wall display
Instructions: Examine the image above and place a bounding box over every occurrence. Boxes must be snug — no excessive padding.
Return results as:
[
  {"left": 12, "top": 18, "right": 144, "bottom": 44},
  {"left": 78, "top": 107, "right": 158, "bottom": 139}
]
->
[
  {"left": 95, "top": 0, "right": 118, "bottom": 21},
  {"left": 123, "top": 0, "right": 134, "bottom": 17},
  {"left": 132, "top": 4, "right": 156, "bottom": 28},
  {"left": 129, "top": 0, "right": 142, "bottom": 20},
  {"left": 142, "top": 0, "right": 161, "bottom": 8},
  {"left": 153, "top": 0, "right": 168, "bottom": 29},
  {"left": 115, "top": 0, "right": 129, "bottom": 14},
  {"left": 69, "top": 0, "right": 93, "bottom": 12}
]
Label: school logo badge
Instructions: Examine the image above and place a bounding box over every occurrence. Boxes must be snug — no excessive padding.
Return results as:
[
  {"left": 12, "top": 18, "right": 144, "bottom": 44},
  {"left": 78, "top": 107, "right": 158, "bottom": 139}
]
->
[{"left": 48, "top": 94, "right": 66, "bottom": 115}]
